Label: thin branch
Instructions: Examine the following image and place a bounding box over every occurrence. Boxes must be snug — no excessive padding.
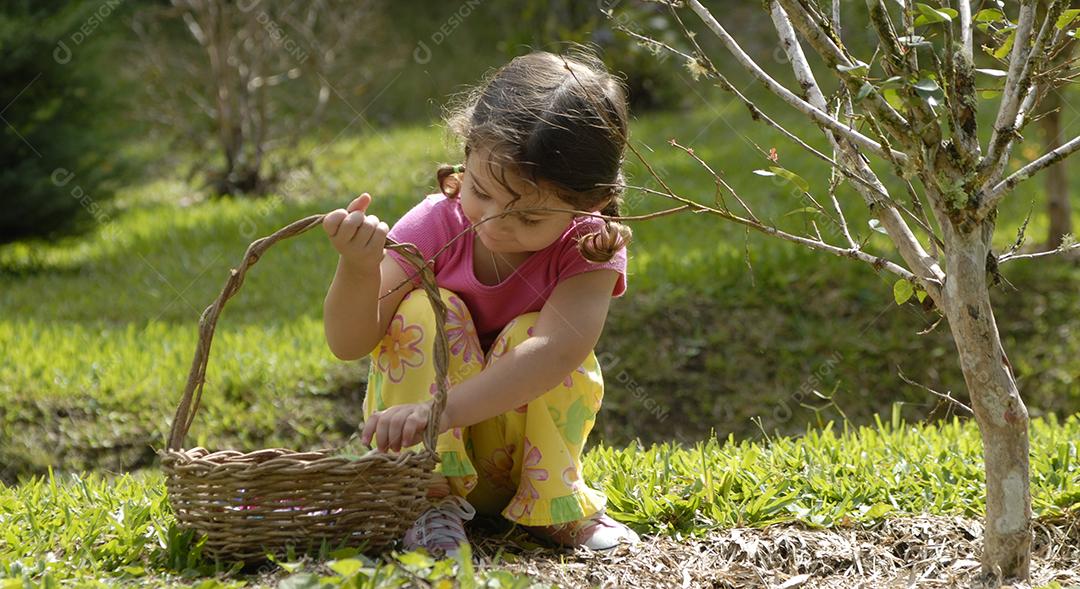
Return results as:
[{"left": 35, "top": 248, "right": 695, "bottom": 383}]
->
[
  {"left": 902, "top": 0, "right": 918, "bottom": 71},
  {"left": 979, "top": 133, "right": 1080, "bottom": 215},
  {"left": 664, "top": 140, "right": 761, "bottom": 221},
  {"left": 982, "top": 0, "right": 1039, "bottom": 173},
  {"left": 981, "top": 6, "right": 1071, "bottom": 190},
  {"left": 958, "top": 0, "right": 972, "bottom": 62},
  {"left": 898, "top": 366, "right": 973, "bottom": 415},
  {"left": 905, "top": 179, "right": 943, "bottom": 257},
  {"left": 860, "top": 0, "right": 941, "bottom": 147},
  {"left": 864, "top": 0, "right": 908, "bottom": 77},
  {"left": 620, "top": 182, "right": 920, "bottom": 282},
  {"left": 769, "top": 0, "right": 945, "bottom": 301},
  {"left": 998, "top": 241, "right": 1080, "bottom": 264},
  {"left": 776, "top": 0, "right": 913, "bottom": 149},
  {"left": 630, "top": 13, "right": 917, "bottom": 222},
  {"left": 578, "top": 13, "right": 935, "bottom": 292},
  {"left": 378, "top": 203, "right": 691, "bottom": 300},
  {"left": 860, "top": 114, "right": 947, "bottom": 249},
  {"left": 686, "top": 0, "right": 911, "bottom": 164}
]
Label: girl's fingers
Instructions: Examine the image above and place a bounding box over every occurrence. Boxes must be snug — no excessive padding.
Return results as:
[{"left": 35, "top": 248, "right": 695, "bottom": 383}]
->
[
  {"left": 355, "top": 215, "right": 380, "bottom": 246},
  {"left": 386, "top": 410, "right": 408, "bottom": 452},
  {"left": 361, "top": 412, "right": 378, "bottom": 447},
  {"left": 374, "top": 411, "right": 393, "bottom": 452},
  {"left": 340, "top": 211, "right": 366, "bottom": 243},
  {"left": 365, "top": 406, "right": 427, "bottom": 451},
  {"left": 369, "top": 222, "right": 389, "bottom": 249},
  {"left": 401, "top": 416, "right": 422, "bottom": 449},
  {"left": 360, "top": 222, "right": 389, "bottom": 255},
  {"left": 322, "top": 209, "right": 347, "bottom": 237},
  {"left": 347, "top": 193, "right": 371, "bottom": 214}
]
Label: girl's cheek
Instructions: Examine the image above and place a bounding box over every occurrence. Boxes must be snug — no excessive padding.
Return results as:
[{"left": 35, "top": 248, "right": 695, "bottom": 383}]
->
[{"left": 526, "top": 225, "right": 567, "bottom": 250}]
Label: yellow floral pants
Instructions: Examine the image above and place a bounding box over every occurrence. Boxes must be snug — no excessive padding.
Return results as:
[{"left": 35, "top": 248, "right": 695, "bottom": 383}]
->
[{"left": 363, "top": 287, "right": 608, "bottom": 526}]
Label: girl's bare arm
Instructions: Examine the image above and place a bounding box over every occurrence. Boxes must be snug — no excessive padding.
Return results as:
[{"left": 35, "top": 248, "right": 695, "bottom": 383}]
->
[
  {"left": 441, "top": 268, "right": 619, "bottom": 428},
  {"left": 324, "top": 250, "right": 415, "bottom": 361}
]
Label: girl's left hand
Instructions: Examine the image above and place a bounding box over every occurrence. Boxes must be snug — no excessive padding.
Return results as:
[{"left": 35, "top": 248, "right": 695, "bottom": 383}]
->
[{"left": 361, "top": 401, "right": 448, "bottom": 452}]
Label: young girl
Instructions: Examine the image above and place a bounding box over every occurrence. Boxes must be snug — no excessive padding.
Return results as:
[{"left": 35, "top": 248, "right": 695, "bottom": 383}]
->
[{"left": 322, "top": 49, "right": 637, "bottom": 556}]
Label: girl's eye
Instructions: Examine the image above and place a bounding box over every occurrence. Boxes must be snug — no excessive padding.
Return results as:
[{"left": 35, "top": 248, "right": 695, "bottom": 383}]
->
[
  {"left": 474, "top": 191, "right": 491, "bottom": 201},
  {"left": 518, "top": 216, "right": 541, "bottom": 226}
]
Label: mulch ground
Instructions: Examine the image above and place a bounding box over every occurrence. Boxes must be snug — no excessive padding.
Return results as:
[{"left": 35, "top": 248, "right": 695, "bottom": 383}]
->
[{"left": 468, "top": 512, "right": 1080, "bottom": 588}]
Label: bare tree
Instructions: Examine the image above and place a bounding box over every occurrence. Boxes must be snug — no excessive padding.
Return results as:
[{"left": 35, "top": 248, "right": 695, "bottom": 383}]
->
[
  {"left": 609, "top": 0, "right": 1080, "bottom": 581},
  {"left": 131, "top": 0, "right": 382, "bottom": 196}
]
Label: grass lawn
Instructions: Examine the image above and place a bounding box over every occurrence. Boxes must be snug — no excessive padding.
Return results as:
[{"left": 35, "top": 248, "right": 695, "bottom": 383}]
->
[
  {"left": 2, "top": 101, "right": 1078, "bottom": 480},
  {"left": 1, "top": 95, "right": 1079, "bottom": 586},
  {"left": 2, "top": 415, "right": 1078, "bottom": 587}
]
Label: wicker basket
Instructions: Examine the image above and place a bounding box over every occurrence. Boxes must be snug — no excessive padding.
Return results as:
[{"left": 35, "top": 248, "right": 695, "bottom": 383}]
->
[{"left": 159, "top": 213, "right": 450, "bottom": 562}]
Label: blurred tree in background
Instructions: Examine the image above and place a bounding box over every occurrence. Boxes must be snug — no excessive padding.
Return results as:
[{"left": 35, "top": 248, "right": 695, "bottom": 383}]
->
[
  {"left": 0, "top": 0, "right": 132, "bottom": 244},
  {"left": 128, "top": 0, "right": 389, "bottom": 197}
]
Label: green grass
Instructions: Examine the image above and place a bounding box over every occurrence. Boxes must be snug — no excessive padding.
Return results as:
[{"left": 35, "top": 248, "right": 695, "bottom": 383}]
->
[
  {"left": 2, "top": 100, "right": 1079, "bottom": 481},
  {"left": 0, "top": 92, "right": 1077, "bottom": 587},
  {"left": 1, "top": 415, "right": 1077, "bottom": 587}
]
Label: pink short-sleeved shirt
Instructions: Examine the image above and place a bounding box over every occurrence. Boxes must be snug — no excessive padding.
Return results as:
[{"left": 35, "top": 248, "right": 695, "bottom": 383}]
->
[{"left": 385, "top": 193, "right": 628, "bottom": 350}]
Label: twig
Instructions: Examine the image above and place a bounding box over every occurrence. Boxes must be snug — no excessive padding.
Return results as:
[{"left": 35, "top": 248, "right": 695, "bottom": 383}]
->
[
  {"left": 897, "top": 365, "right": 973, "bottom": 415},
  {"left": 998, "top": 241, "right": 1080, "bottom": 264},
  {"left": 980, "top": 134, "right": 1080, "bottom": 216}
]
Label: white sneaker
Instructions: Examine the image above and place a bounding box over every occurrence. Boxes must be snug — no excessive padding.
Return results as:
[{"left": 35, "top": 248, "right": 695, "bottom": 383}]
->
[
  {"left": 402, "top": 495, "right": 476, "bottom": 556},
  {"left": 524, "top": 509, "right": 640, "bottom": 550}
]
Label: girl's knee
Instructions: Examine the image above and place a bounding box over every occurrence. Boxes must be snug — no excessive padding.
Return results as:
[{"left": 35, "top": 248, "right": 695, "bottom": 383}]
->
[{"left": 489, "top": 312, "right": 540, "bottom": 356}]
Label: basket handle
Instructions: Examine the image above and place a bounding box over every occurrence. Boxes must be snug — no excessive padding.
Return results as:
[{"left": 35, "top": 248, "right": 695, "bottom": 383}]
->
[{"left": 165, "top": 213, "right": 452, "bottom": 457}]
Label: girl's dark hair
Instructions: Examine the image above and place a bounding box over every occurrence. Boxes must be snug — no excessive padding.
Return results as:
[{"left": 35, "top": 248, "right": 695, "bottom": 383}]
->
[{"left": 435, "top": 46, "right": 631, "bottom": 262}]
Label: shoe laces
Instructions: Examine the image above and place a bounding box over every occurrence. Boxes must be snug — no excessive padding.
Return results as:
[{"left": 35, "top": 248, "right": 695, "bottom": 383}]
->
[{"left": 412, "top": 495, "right": 476, "bottom": 548}]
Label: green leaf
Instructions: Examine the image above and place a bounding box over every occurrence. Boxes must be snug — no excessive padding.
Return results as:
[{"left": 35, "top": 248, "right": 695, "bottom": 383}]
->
[
  {"left": 784, "top": 207, "right": 821, "bottom": 217},
  {"left": 274, "top": 560, "right": 304, "bottom": 574},
  {"left": 883, "top": 88, "right": 904, "bottom": 109},
  {"left": 913, "top": 78, "right": 941, "bottom": 93},
  {"left": 916, "top": 289, "right": 928, "bottom": 303},
  {"left": 328, "top": 558, "right": 364, "bottom": 578},
  {"left": 915, "top": 3, "right": 956, "bottom": 25},
  {"left": 455, "top": 542, "right": 477, "bottom": 589},
  {"left": 837, "top": 61, "right": 870, "bottom": 76},
  {"left": 863, "top": 503, "right": 895, "bottom": 518},
  {"left": 913, "top": 78, "right": 943, "bottom": 106},
  {"left": 1056, "top": 9, "right": 1080, "bottom": 30},
  {"left": 396, "top": 551, "right": 435, "bottom": 570},
  {"left": 994, "top": 30, "right": 1016, "bottom": 60},
  {"left": 974, "top": 8, "right": 1005, "bottom": 23},
  {"left": 897, "top": 35, "right": 932, "bottom": 48},
  {"left": 768, "top": 166, "right": 811, "bottom": 193},
  {"left": 879, "top": 76, "right": 904, "bottom": 88},
  {"left": 894, "top": 279, "right": 915, "bottom": 305},
  {"left": 856, "top": 82, "right": 875, "bottom": 102},
  {"left": 278, "top": 574, "right": 320, "bottom": 589}
]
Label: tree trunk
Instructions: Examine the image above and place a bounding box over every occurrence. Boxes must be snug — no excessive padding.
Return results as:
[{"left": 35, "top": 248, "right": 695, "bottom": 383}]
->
[
  {"left": 941, "top": 220, "right": 1033, "bottom": 580},
  {"left": 1042, "top": 90, "right": 1072, "bottom": 250}
]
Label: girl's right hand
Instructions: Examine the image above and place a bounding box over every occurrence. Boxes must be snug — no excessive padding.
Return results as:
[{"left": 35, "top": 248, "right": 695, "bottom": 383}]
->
[{"left": 323, "top": 193, "right": 389, "bottom": 276}]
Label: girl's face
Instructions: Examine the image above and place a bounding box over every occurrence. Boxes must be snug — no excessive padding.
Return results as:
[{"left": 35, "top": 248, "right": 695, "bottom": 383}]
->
[{"left": 459, "top": 150, "right": 582, "bottom": 254}]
